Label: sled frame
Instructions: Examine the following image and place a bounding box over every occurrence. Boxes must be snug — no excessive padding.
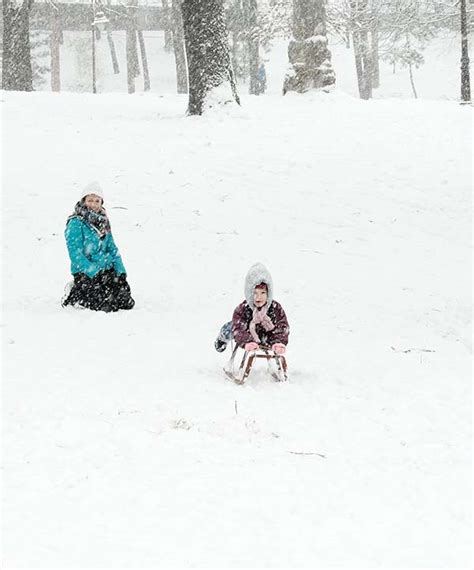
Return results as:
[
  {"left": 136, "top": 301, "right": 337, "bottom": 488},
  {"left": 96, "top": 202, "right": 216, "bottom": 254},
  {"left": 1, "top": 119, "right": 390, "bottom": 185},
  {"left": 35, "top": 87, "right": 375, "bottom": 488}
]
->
[{"left": 224, "top": 342, "right": 288, "bottom": 385}]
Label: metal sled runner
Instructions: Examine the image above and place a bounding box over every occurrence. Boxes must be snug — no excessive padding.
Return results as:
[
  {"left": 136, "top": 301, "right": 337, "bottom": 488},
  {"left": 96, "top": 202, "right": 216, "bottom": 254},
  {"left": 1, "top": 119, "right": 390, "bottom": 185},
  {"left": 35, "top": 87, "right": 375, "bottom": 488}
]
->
[{"left": 224, "top": 343, "right": 288, "bottom": 385}]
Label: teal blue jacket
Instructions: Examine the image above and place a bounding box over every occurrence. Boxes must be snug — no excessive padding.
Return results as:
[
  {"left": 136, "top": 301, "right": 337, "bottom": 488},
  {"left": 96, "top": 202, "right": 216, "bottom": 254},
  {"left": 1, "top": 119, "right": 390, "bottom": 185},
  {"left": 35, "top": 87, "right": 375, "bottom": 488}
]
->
[{"left": 65, "top": 217, "right": 126, "bottom": 278}]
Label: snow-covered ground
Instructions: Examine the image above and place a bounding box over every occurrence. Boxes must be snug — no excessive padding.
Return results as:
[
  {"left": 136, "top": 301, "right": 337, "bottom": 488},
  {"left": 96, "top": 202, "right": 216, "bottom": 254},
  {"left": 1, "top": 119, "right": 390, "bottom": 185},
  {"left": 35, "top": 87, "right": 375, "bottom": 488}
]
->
[{"left": 1, "top": 73, "right": 472, "bottom": 568}]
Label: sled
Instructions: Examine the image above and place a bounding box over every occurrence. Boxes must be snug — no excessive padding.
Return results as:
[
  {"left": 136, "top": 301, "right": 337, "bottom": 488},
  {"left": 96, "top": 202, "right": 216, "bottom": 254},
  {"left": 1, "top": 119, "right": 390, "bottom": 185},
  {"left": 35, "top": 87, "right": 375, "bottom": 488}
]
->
[{"left": 224, "top": 342, "right": 288, "bottom": 385}]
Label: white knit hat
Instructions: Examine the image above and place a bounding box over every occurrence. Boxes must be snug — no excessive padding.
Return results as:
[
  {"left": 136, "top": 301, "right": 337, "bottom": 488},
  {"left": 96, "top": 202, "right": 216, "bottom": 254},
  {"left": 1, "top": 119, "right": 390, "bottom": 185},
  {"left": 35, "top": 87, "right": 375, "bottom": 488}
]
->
[{"left": 80, "top": 181, "right": 104, "bottom": 202}]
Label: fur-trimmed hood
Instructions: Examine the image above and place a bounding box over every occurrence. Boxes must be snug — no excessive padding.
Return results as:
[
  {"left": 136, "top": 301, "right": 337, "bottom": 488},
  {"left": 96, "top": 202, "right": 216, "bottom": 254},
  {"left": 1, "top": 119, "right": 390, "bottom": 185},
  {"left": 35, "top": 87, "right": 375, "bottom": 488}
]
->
[{"left": 244, "top": 263, "right": 274, "bottom": 308}]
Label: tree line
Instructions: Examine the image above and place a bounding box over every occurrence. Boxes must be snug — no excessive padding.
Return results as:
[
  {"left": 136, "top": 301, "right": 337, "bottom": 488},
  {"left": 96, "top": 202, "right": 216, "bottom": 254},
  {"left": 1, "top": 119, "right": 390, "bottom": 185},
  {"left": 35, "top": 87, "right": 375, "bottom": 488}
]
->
[{"left": 1, "top": 0, "right": 471, "bottom": 112}]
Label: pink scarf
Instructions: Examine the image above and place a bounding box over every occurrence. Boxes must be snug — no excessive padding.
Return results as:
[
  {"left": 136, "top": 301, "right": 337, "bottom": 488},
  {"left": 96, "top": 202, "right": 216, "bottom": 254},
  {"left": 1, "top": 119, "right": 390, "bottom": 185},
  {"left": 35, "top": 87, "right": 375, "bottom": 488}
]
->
[{"left": 249, "top": 306, "right": 274, "bottom": 343}]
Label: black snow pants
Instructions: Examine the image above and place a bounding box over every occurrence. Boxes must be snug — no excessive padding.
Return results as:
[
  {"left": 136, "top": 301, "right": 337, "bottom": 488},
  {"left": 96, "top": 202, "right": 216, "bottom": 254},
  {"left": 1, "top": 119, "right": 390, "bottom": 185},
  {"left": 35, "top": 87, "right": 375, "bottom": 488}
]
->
[{"left": 62, "top": 268, "right": 135, "bottom": 312}]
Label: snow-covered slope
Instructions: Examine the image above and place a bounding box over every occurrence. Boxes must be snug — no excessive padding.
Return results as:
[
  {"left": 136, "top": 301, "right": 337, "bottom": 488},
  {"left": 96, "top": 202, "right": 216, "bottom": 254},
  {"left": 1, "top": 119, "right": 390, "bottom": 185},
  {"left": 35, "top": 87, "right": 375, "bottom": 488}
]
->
[{"left": 1, "top": 90, "right": 472, "bottom": 567}]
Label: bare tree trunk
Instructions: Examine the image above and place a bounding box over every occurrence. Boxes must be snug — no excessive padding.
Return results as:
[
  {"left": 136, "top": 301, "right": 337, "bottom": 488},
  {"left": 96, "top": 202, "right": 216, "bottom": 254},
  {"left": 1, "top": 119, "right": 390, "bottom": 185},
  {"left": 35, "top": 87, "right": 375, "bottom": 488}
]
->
[
  {"left": 181, "top": 0, "right": 239, "bottom": 115},
  {"left": 106, "top": 0, "right": 119, "bottom": 74},
  {"left": 106, "top": 27, "right": 120, "bottom": 74},
  {"left": 228, "top": 0, "right": 244, "bottom": 80},
  {"left": 163, "top": 0, "right": 173, "bottom": 52},
  {"left": 460, "top": 0, "right": 471, "bottom": 103},
  {"left": 406, "top": 33, "right": 417, "bottom": 98},
  {"left": 101, "top": 1, "right": 119, "bottom": 76},
  {"left": 370, "top": 28, "right": 379, "bottom": 88},
  {"left": 132, "top": 38, "right": 140, "bottom": 77},
  {"left": 171, "top": 0, "right": 188, "bottom": 93},
  {"left": 2, "top": 0, "right": 34, "bottom": 91},
  {"left": 352, "top": 30, "right": 364, "bottom": 96},
  {"left": 368, "top": 0, "right": 379, "bottom": 88},
  {"left": 408, "top": 62, "right": 417, "bottom": 98},
  {"left": 243, "top": 0, "right": 259, "bottom": 95},
  {"left": 50, "top": 7, "right": 61, "bottom": 92},
  {"left": 283, "top": 0, "right": 335, "bottom": 94},
  {"left": 230, "top": 30, "right": 239, "bottom": 77},
  {"left": 126, "top": 28, "right": 136, "bottom": 93},
  {"left": 92, "top": 25, "right": 97, "bottom": 93},
  {"left": 314, "top": 0, "right": 335, "bottom": 89},
  {"left": 126, "top": 2, "right": 140, "bottom": 93},
  {"left": 360, "top": 31, "right": 372, "bottom": 98},
  {"left": 350, "top": 0, "right": 371, "bottom": 99},
  {"left": 284, "top": 0, "right": 317, "bottom": 93},
  {"left": 137, "top": 30, "right": 151, "bottom": 91}
]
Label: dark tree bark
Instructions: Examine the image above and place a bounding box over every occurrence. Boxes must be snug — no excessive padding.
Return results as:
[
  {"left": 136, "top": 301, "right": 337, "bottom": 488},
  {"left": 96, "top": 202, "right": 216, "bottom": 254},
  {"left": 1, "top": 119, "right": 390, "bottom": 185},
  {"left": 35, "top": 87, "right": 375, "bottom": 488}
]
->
[
  {"left": 283, "top": 0, "right": 335, "bottom": 94},
  {"left": 370, "top": 6, "right": 380, "bottom": 90},
  {"left": 137, "top": 30, "right": 151, "bottom": 91},
  {"left": 106, "top": 0, "right": 119, "bottom": 74},
  {"left": 2, "top": 0, "right": 34, "bottom": 91},
  {"left": 227, "top": 0, "right": 244, "bottom": 81},
  {"left": 181, "top": 0, "right": 240, "bottom": 115},
  {"left": 352, "top": 29, "right": 365, "bottom": 96},
  {"left": 359, "top": 16, "right": 372, "bottom": 98},
  {"left": 162, "top": 0, "right": 173, "bottom": 52},
  {"left": 126, "top": 2, "right": 140, "bottom": 94},
  {"left": 460, "top": 0, "right": 471, "bottom": 103},
  {"left": 350, "top": 0, "right": 372, "bottom": 99},
  {"left": 106, "top": 27, "right": 120, "bottom": 74},
  {"left": 405, "top": 33, "right": 417, "bottom": 99},
  {"left": 243, "top": 0, "right": 259, "bottom": 95},
  {"left": 370, "top": 27, "right": 380, "bottom": 89},
  {"left": 50, "top": 6, "right": 61, "bottom": 92},
  {"left": 126, "top": 28, "right": 137, "bottom": 93},
  {"left": 171, "top": 0, "right": 188, "bottom": 93}
]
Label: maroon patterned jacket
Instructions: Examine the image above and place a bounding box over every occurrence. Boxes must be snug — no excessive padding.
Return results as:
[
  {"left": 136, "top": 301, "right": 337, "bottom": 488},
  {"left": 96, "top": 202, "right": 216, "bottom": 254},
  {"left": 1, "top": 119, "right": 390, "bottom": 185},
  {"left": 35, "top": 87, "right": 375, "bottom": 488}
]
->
[{"left": 232, "top": 300, "right": 290, "bottom": 348}]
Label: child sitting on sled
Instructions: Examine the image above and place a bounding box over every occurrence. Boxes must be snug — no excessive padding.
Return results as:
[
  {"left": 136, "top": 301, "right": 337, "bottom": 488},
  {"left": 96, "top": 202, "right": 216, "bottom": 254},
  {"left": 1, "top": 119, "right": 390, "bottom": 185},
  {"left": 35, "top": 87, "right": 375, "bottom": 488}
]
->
[{"left": 214, "top": 262, "right": 289, "bottom": 354}]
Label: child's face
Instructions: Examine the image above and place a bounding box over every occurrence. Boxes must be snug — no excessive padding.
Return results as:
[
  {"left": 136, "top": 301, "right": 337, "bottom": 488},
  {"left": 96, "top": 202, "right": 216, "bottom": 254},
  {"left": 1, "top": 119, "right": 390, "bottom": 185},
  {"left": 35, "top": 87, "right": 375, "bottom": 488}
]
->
[
  {"left": 84, "top": 194, "right": 103, "bottom": 212},
  {"left": 253, "top": 286, "right": 268, "bottom": 308}
]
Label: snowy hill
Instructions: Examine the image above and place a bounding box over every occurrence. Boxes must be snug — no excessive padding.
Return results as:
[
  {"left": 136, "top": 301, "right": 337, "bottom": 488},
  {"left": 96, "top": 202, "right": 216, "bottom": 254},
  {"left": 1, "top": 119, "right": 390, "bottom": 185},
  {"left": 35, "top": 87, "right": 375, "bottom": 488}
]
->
[{"left": 1, "top": 89, "right": 472, "bottom": 567}]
